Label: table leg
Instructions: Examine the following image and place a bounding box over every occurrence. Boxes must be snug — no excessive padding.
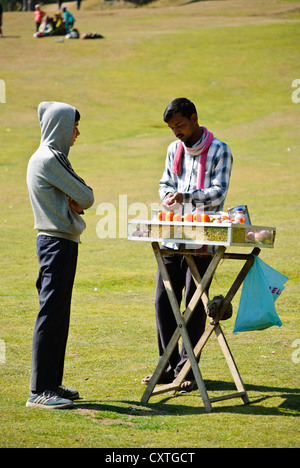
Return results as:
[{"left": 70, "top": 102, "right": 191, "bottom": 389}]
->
[
  {"left": 214, "top": 324, "right": 249, "bottom": 404},
  {"left": 172, "top": 247, "right": 260, "bottom": 404}
]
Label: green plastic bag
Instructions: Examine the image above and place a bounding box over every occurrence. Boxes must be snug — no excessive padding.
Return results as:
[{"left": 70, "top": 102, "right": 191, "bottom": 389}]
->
[{"left": 233, "top": 256, "right": 288, "bottom": 334}]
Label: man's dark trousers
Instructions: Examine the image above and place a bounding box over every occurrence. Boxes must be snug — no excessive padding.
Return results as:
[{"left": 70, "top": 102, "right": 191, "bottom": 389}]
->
[
  {"left": 155, "top": 252, "right": 211, "bottom": 381},
  {"left": 30, "top": 235, "right": 78, "bottom": 393}
]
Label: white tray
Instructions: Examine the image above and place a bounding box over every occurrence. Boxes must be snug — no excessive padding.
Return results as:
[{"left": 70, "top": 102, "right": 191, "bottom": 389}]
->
[{"left": 128, "top": 220, "right": 276, "bottom": 248}]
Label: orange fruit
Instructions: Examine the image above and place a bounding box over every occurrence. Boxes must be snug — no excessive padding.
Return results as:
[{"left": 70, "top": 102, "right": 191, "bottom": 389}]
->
[
  {"left": 193, "top": 213, "right": 202, "bottom": 222},
  {"left": 158, "top": 211, "right": 166, "bottom": 221},
  {"left": 184, "top": 213, "right": 193, "bottom": 222},
  {"left": 173, "top": 214, "right": 182, "bottom": 222},
  {"left": 165, "top": 211, "right": 174, "bottom": 221},
  {"left": 202, "top": 213, "right": 210, "bottom": 223}
]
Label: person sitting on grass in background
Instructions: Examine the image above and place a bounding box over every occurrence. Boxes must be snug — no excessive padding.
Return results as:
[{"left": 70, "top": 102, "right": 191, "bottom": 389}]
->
[
  {"left": 52, "top": 12, "right": 67, "bottom": 35},
  {"left": 26, "top": 101, "right": 94, "bottom": 409}
]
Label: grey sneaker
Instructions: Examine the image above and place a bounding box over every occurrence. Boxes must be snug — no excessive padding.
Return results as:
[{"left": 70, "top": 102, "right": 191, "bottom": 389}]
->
[
  {"left": 26, "top": 390, "right": 73, "bottom": 409},
  {"left": 56, "top": 385, "right": 79, "bottom": 401}
]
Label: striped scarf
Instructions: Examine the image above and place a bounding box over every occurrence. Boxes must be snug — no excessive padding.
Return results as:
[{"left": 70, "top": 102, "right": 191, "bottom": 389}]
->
[{"left": 173, "top": 126, "right": 214, "bottom": 189}]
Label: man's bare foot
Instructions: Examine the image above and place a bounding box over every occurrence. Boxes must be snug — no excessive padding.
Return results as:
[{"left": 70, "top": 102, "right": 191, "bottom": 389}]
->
[
  {"left": 180, "top": 380, "right": 196, "bottom": 393},
  {"left": 141, "top": 371, "right": 174, "bottom": 385}
]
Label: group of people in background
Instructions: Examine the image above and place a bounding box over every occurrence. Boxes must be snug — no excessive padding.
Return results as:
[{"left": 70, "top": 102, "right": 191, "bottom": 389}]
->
[
  {"left": 0, "top": 1, "right": 103, "bottom": 40},
  {"left": 34, "top": 4, "right": 76, "bottom": 37},
  {"left": 33, "top": 3, "right": 103, "bottom": 39}
]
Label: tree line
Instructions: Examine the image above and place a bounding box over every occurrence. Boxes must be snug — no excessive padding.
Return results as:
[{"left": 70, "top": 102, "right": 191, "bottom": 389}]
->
[{"left": 1, "top": 0, "right": 37, "bottom": 11}]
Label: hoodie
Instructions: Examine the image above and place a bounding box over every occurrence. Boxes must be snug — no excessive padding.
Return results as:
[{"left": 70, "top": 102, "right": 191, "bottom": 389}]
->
[{"left": 27, "top": 101, "right": 94, "bottom": 243}]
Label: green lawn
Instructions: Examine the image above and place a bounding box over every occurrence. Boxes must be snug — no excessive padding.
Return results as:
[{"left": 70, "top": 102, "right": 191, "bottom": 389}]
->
[{"left": 0, "top": 0, "right": 299, "bottom": 448}]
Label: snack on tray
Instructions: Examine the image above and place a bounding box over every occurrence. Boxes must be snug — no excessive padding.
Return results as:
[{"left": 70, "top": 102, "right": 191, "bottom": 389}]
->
[
  {"left": 132, "top": 223, "right": 151, "bottom": 238},
  {"left": 232, "top": 226, "right": 246, "bottom": 244},
  {"left": 203, "top": 226, "right": 228, "bottom": 243},
  {"left": 245, "top": 228, "right": 274, "bottom": 245}
]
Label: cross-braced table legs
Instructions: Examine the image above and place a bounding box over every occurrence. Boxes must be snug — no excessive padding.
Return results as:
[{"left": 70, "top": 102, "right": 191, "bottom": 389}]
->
[{"left": 141, "top": 243, "right": 260, "bottom": 411}]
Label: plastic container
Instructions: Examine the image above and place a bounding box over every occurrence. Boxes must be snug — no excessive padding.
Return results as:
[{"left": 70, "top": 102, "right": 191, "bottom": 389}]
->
[
  {"left": 228, "top": 205, "right": 250, "bottom": 224},
  {"left": 234, "top": 208, "right": 246, "bottom": 224}
]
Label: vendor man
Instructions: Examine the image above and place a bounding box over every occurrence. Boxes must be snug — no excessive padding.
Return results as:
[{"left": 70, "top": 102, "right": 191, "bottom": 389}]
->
[{"left": 142, "top": 98, "right": 233, "bottom": 391}]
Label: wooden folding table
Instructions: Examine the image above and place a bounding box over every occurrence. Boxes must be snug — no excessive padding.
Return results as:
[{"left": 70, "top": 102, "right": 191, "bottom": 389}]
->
[{"left": 128, "top": 219, "right": 276, "bottom": 412}]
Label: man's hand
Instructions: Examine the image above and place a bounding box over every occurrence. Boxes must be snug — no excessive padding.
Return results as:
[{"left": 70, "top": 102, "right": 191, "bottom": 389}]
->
[
  {"left": 163, "top": 192, "right": 183, "bottom": 208},
  {"left": 67, "top": 196, "right": 84, "bottom": 214}
]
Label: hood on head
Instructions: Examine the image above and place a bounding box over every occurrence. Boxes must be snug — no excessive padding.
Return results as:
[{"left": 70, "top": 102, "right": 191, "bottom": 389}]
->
[{"left": 38, "top": 101, "right": 76, "bottom": 156}]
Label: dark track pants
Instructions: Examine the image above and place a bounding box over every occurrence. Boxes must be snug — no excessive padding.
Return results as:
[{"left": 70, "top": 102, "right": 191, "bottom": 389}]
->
[
  {"left": 155, "top": 253, "right": 211, "bottom": 381},
  {"left": 30, "top": 235, "right": 78, "bottom": 393}
]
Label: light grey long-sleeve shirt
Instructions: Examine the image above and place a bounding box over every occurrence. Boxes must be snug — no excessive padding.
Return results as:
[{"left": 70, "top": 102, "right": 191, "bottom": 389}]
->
[{"left": 27, "top": 102, "right": 94, "bottom": 243}]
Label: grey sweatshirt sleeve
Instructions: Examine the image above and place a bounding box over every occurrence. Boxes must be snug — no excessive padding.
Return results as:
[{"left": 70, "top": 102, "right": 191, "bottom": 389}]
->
[
  {"left": 27, "top": 146, "right": 94, "bottom": 240},
  {"left": 47, "top": 147, "right": 94, "bottom": 210}
]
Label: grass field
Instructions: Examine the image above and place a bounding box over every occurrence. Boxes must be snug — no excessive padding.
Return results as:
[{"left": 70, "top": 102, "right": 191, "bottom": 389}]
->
[{"left": 0, "top": 0, "right": 299, "bottom": 449}]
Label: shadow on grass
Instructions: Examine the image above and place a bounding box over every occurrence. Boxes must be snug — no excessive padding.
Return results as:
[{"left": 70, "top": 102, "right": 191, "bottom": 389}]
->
[
  {"left": 182, "top": 0, "right": 212, "bottom": 4},
  {"left": 74, "top": 380, "right": 300, "bottom": 417}
]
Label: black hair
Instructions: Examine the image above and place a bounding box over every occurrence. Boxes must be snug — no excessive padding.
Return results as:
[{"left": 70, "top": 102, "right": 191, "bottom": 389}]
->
[
  {"left": 75, "top": 109, "right": 81, "bottom": 122},
  {"left": 163, "top": 98, "right": 197, "bottom": 123}
]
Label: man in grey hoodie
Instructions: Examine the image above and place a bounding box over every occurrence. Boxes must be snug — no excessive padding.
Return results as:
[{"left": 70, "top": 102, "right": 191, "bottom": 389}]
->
[{"left": 26, "top": 102, "right": 94, "bottom": 409}]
